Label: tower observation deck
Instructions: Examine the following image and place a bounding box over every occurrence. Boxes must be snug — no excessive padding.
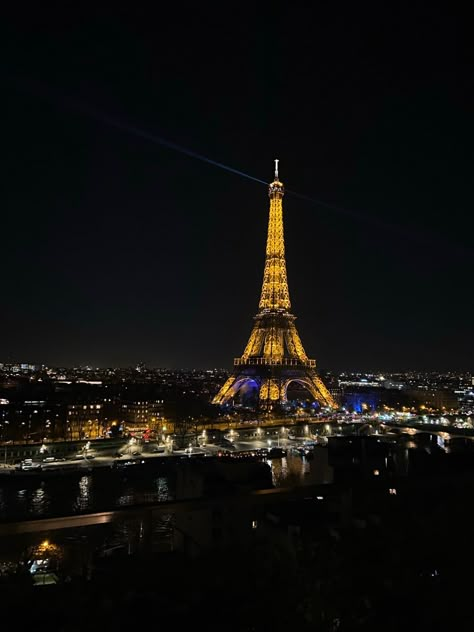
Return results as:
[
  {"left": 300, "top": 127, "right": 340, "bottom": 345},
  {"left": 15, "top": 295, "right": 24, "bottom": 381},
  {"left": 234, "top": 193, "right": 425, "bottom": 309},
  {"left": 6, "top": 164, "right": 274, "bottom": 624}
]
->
[{"left": 212, "top": 161, "right": 336, "bottom": 410}]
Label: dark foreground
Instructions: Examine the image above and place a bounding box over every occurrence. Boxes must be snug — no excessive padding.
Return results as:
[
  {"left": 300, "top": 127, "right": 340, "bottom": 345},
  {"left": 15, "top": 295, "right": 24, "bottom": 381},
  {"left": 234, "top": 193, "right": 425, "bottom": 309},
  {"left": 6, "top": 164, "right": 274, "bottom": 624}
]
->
[
  {"left": 3, "top": 482, "right": 474, "bottom": 630},
  {"left": 3, "top": 436, "right": 474, "bottom": 631}
]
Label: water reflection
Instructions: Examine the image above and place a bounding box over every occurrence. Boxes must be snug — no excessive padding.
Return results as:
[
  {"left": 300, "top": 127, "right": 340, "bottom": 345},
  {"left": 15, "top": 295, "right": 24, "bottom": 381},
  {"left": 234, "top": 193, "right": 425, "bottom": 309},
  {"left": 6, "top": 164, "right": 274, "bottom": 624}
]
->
[
  {"left": 0, "top": 438, "right": 439, "bottom": 520},
  {"left": 269, "top": 454, "right": 316, "bottom": 487},
  {"left": 72, "top": 475, "right": 93, "bottom": 513},
  {"left": 155, "top": 477, "right": 170, "bottom": 502},
  {"left": 104, "top": 511, "right": 175, "bottom": 556},
  {"left": 30, "top": 485, "right": 50, "bottom": 516},
  {"left": 301, "top": 456, "right": 312, "bottom": 478},
  {"left": 0, "top": 472, "right": 173, "bottom": 521},
  {"left": 12, "top": 485, "right": 52, "bottom": 517},
  {"left": 16, "top": 489, "right": 27, "bottom": 513},
  {"left": 110, "top": 475, "right": 173, "bottom": 508},
  {"left": 15, "top": 486, "right": 53, "bottom": 517},
  {"left": 116, "top": 484, "right": 135, "bottom": 507}
]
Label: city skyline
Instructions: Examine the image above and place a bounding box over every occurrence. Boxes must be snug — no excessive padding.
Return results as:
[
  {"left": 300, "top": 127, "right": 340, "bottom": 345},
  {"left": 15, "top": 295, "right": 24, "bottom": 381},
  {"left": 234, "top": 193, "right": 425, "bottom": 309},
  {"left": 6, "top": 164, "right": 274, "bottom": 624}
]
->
[
  {"left": 2, "top": 8, "right": 474, "bottom": 626},
  {"left": 4, "top": 7, "right": 473, "bottom": 370}
]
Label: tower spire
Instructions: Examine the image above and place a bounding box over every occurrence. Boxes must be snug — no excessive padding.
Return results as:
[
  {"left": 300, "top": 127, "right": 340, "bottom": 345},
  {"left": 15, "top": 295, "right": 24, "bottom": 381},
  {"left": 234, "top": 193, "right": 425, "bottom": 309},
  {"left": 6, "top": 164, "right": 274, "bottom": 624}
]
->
[{"left": 260, "top": 164, "right": 290, "bottom": 311}]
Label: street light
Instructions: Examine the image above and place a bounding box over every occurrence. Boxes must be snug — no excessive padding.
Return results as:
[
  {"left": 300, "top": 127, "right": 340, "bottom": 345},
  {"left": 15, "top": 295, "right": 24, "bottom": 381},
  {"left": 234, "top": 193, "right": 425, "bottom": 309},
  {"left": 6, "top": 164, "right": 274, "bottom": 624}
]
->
[
  {"left": 165, "top": 435, "right": 173, "bottom": 454},
  {"left": 278, "top": 427, "right": 287, "bottom": 447}
]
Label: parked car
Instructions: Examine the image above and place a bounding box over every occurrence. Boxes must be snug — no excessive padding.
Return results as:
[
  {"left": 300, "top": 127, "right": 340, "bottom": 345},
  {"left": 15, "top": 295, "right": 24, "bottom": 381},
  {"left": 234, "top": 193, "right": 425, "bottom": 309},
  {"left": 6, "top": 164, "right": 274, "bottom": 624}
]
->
[{"left": 20, "top": 460, "right": 42, "bottom": 470}]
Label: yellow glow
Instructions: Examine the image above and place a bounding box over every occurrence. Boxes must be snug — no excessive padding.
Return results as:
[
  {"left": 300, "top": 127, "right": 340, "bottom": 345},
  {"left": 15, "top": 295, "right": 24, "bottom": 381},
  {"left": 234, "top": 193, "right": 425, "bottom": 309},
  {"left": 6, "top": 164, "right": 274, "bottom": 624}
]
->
[
  {"left": 259, "top": 379, "right": 280, "bottom": 402},
  {"left": 285, "top": 324, "right": 308, "bottom": 362},
  {"left": 259, "top": 381, "right": 270, "bottom": 401},
  {"left": 212, "top": 376, "right": 238, "bottom": 405},
  {"left": 241, "top": 326, "right": 265, "bottom": 360},
  {"left": 258, "top": 195, "right": 291, "bottom": 311},
  {"left": 212, "top": 168, "right": 337, "bottom": 410}
]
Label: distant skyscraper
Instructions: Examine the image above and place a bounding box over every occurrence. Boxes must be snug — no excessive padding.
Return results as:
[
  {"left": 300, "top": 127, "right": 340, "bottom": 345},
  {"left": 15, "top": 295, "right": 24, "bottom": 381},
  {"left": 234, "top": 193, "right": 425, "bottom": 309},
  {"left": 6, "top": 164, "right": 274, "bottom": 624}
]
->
[{"left": 213, "top": 161, "right": 336, "bottom": 411}]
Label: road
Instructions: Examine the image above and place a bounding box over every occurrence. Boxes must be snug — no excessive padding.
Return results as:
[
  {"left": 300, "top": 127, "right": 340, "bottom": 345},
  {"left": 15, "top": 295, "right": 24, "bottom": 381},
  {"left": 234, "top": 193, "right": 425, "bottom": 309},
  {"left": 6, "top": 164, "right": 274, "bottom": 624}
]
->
[{"left": 7, "top": 433, "right": 318, "bottom": 475}]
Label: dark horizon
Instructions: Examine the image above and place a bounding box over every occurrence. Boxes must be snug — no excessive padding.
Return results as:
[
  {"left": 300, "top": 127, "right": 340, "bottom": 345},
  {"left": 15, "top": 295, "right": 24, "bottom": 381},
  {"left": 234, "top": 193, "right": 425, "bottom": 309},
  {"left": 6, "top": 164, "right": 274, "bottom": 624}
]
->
[
  {"left": 3, "top": 6, "right": 473, "bottom": 371},
  {"left": 0, "top": 357, "right": 471, "bottom": 375}
]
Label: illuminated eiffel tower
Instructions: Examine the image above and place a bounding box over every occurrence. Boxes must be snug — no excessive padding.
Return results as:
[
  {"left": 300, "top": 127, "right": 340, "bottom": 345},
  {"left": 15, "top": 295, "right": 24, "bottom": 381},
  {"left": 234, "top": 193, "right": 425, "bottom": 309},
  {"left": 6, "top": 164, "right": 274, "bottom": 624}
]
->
[{"left": 213, "top": 160, "right": 336, "bottom": 411}]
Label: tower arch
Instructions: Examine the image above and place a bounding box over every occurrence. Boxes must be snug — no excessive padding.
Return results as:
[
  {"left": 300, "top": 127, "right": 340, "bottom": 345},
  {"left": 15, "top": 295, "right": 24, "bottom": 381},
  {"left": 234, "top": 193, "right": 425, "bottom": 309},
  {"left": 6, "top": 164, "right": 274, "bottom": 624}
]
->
[{"left": 282, "top": 378, "right": 321, "bottom": 403}]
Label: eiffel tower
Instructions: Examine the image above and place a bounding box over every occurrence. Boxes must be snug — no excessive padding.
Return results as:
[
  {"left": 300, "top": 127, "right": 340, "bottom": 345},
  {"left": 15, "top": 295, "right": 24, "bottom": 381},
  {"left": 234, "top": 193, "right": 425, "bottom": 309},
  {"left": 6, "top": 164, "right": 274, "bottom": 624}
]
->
[{"left": 213, "top": 160, "right": 337, "bottom": 411}]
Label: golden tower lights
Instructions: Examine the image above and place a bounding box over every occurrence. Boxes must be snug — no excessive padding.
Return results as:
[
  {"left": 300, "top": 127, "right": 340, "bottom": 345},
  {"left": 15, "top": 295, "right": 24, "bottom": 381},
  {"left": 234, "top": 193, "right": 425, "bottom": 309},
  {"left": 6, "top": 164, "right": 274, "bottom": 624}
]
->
[{"left": 213, "top": 161, "right": 336, "bottom": 410}]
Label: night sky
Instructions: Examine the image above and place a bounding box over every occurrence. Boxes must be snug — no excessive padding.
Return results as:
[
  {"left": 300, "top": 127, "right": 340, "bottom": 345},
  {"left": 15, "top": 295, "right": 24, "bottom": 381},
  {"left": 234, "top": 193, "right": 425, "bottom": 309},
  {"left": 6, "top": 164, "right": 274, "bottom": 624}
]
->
[{"left": 3, "top": 5, "right": 473, "bottom": 371}]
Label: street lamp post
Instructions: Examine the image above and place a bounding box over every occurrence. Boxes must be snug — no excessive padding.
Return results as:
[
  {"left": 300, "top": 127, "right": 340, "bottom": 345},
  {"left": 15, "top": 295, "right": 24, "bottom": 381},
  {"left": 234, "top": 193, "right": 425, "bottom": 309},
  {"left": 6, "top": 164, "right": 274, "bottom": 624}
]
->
[{"left": 164, "top": 436, "right": 173, "bottom": 455}]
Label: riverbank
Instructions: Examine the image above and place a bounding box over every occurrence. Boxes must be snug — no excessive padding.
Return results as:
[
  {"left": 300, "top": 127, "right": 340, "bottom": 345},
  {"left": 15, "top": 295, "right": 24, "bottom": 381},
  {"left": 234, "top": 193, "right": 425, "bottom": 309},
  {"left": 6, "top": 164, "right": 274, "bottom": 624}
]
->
[{"left": 0, "top": 444, "right": 277, "bottom": 482}]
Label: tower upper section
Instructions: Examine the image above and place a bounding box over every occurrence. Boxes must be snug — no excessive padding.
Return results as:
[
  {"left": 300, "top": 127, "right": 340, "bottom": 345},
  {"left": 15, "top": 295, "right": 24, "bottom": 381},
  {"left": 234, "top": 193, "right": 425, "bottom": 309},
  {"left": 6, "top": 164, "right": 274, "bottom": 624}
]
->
[
  {"left": 258, "top": 160, "right": 291, "bottom": 312},
  {"left": 268, "top": 158, "right": 284, "bottom": 199}
]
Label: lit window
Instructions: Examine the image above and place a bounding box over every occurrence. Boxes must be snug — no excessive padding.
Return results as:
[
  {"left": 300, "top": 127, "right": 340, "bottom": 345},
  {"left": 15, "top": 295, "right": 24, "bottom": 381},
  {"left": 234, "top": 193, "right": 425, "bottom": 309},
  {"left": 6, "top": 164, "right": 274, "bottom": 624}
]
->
[
  {"left": 373, "top": 469, "right": 380, "bottom": 476},
  {"left": 252, "top": 520, "right": 258, "bottom": 529},
  {"left": 389, "top": 488, "right": 397, "bottom": 495}
]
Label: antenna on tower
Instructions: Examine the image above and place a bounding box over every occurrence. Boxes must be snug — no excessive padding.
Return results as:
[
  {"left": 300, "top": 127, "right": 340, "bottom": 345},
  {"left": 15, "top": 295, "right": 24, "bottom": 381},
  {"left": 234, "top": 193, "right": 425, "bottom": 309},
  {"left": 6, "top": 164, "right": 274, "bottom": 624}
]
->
[{"left": 274, "top": 158, "right": 279, "bottom": 180}]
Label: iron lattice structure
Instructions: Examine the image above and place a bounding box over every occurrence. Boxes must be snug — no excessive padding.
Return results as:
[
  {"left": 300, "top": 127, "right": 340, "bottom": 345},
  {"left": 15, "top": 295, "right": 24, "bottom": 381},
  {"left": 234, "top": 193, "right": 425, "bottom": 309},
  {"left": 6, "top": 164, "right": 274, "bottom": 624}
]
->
[{"left": 213, "top": 161, "right": 336, "bottom": 411}]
